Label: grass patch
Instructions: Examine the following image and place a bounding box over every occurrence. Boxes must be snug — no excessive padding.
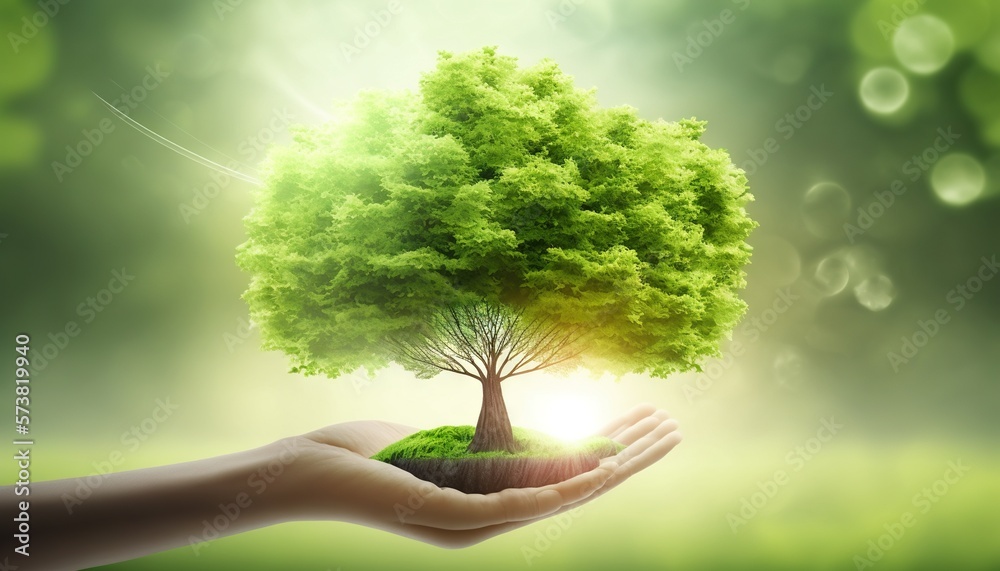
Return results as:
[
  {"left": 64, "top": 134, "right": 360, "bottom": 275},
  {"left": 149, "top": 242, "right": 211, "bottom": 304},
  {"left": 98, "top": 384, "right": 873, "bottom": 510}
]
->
[{"left": 372, "top": 425, "right": 623, "bottom": 462}]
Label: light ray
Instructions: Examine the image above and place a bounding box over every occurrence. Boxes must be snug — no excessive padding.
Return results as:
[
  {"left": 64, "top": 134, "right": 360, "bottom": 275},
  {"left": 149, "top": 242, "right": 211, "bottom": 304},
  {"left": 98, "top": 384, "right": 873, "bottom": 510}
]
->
[
  {"left": 92, "top": 92, "right": 263, "bottom": 186},
  {"left": 108, "top": 79, "right": 260, "bottom": 176}
]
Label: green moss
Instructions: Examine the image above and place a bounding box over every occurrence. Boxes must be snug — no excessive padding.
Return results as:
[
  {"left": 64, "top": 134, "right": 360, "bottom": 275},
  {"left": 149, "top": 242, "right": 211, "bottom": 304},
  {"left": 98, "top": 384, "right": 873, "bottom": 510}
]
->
[{"left": 371, "top": 426, "right": 623, "bottom": 462}]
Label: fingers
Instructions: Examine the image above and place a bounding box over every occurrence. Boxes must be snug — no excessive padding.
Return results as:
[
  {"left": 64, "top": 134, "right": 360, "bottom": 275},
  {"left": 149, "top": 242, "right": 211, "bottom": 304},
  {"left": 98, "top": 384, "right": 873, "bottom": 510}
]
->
[
  {"left": 389, "top": 459, "right": 618, "bottom": 542},
  {"left": 596, "top": 403, "right": 657, "bottom": 439},
  {"left": 594, "top": 417, "right": 681, "bottom": 498},
  {"left": 386, "top": 406, "right": 679, "bottom": 535},
  {"left": 526, "top": 458, "right": 618, "bottom": 517},
  {"left": 402, "top": 460, "right": 616, "bottom": 531},
  {"left": 392, "top": 424, "right": 683, "bottom": 542},
  {"left": 407, "top": 412, "right": 680, "bottom": 530},
  {"left": 615, "top": 419, "right": 682, "bottom": 479},
  {"left": 540, "top": 415, "right": 683, "bottom": 514},
  {"left": 613, "top": 409, "right": 671, "bottom": 446}
]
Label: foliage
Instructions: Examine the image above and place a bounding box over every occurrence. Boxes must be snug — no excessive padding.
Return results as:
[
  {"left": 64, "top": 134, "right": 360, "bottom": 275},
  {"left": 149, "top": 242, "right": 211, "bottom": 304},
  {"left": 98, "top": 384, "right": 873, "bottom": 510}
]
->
[{"left": 237, "top": 46, "right": 755, "bottom": 380}]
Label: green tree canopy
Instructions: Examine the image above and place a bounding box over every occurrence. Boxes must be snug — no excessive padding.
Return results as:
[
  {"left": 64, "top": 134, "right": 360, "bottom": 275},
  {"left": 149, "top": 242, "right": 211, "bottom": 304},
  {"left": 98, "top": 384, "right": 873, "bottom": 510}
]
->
[{"left": 237, "top": 46, "right": 755, "bottom": 383}]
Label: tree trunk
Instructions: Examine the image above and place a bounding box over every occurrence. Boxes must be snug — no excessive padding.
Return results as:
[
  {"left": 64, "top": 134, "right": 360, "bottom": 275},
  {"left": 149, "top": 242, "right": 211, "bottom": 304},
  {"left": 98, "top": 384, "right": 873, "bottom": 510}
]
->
[{"left": 468, "top": 375, "right": 518, "bottom": 453}]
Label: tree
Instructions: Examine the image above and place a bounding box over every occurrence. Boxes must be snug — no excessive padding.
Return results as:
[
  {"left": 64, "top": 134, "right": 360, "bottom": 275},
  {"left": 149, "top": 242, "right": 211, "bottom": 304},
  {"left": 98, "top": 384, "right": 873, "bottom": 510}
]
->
[{"left": 236, "top": 46, "right": 755, "bottom": 453}]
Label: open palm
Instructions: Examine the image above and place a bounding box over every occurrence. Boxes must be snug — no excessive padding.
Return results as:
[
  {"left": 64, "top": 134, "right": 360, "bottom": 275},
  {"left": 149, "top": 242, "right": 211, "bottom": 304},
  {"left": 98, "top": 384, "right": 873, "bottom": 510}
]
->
[{"left": 283, "top": 404, "right": 682, "bottom": 548}]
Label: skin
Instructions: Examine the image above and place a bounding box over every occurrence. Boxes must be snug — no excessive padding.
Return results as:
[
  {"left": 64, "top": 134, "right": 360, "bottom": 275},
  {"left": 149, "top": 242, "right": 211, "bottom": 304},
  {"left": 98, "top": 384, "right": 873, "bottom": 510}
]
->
[{"left": 2, "top": 404, "right": 681, "bottom": 570}]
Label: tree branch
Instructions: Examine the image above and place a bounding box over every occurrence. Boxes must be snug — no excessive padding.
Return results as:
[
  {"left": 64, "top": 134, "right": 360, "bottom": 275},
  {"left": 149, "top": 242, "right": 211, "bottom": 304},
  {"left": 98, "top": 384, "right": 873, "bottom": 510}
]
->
[{"left": 388, "top": 303, "right": 589, "bottom": 385}]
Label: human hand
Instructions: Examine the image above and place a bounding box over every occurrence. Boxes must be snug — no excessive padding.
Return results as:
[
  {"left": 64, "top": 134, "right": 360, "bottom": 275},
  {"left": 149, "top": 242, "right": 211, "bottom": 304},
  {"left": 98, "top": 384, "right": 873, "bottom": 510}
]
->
[
  {"left": 400, "top": 403, "right": 683, "bottom": 547},
  {"left": 6, "top": 404, "right": 679, "bottom": 569},
  {"left": 276, "top": 403, "right": 681, "bottom": 548}
]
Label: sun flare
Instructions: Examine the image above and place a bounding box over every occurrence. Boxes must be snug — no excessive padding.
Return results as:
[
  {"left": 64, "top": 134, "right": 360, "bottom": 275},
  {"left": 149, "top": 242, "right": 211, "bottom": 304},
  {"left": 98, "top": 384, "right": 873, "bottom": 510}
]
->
[{"left": 524, "top": 393, "right": 603, "bottom": 442}]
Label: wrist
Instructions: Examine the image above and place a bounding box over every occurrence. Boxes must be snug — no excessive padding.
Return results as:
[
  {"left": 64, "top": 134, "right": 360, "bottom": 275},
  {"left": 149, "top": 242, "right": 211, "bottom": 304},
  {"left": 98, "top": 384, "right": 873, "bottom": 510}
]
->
[{"left": 233, "top": 437, "right": 314, "bottom": 526}]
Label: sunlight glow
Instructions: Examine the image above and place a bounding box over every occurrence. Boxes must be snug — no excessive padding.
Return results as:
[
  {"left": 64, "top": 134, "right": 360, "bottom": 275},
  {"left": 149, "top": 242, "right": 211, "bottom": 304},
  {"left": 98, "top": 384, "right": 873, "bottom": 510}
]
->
[{"left": 524, "top": 393, "right": 602, "bottom": 442}]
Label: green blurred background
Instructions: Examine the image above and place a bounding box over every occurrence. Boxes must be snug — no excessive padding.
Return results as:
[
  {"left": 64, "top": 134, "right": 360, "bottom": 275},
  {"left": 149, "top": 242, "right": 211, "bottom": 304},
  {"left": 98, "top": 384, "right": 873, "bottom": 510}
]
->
[{"left": 2, "top": 0, "right": 999, "bottom": 569}]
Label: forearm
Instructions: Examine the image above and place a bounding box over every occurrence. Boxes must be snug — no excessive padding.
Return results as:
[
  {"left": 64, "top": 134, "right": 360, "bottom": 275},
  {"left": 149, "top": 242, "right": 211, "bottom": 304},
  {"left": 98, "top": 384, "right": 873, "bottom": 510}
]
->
[{"left": 3, "top": 439, "right": 301, "bottom": 570}]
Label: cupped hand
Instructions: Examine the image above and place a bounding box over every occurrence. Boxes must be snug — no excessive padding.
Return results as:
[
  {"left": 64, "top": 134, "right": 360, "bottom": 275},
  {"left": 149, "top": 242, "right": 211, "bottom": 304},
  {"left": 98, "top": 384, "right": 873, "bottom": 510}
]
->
[{"left": 278, "top": 404, "right": 681, "bottom": 548}]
